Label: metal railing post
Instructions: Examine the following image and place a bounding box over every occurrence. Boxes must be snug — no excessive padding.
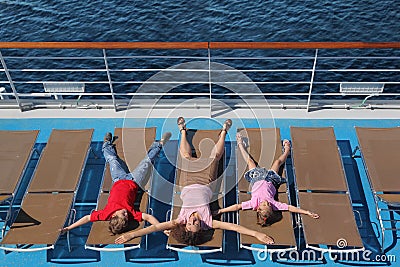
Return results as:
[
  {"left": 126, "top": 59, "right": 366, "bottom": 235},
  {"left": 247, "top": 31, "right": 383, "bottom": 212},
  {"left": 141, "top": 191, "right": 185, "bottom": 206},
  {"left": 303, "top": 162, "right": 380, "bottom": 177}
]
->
[
  {"left": 208, "top": 44, "right": 212, "bottom": 117},
  {"left": 0, "top": 50, "right": 23, "bottom": 111},
  {"left": 103, "top": 49, "right": 117, "bottom": 111},
  {"left": 306, "top": 49, "right": 318, "bottom": 112}
]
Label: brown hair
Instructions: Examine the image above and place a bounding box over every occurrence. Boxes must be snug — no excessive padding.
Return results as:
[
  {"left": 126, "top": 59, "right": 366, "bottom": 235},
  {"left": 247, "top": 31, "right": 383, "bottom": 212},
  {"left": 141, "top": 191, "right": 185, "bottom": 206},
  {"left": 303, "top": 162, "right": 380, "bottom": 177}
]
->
[
  {"left": 170, "top": 223, "right": 214, "bottom": 246},
  {"left": 257, "top": 208, "right": 283, "bottom": 227},
  {"left": 108, "top": 216, "right": 128, "bottom": 235}
]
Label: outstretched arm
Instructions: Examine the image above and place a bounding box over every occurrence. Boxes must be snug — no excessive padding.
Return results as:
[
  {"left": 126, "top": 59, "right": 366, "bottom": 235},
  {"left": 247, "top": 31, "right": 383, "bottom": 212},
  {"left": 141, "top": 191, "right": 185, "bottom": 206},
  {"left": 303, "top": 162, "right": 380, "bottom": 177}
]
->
[
  {"left": 212, "top": 220, "right": 274, "bottom": 244},
  {"left": 142, "top": 213, "right": 161, "bottom": 226},
  {"left": 215, "top": 204, "right": 242, "bottom": 215},
  {"left": 60, "top": 215, "right": 91, "bottom": 234},
  {"left": 288, "top": 205, "right": 319, "bottom": 219},
  {"left": 115, "top": 219, "right": 177, "bottom": 244}
]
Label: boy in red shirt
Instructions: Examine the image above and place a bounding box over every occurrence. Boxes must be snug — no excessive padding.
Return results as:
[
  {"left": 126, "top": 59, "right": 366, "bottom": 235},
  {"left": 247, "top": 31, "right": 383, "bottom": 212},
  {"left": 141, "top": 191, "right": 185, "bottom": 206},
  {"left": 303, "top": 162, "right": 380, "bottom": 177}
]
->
[{"left": 61, "top": 131, "right": 171, "bottom": 235}]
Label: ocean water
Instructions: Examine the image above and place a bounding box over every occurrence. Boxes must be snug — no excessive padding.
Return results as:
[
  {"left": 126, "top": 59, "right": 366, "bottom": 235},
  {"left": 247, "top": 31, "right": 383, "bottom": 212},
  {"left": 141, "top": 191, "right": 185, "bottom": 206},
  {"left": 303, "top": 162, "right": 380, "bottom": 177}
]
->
[
  {"left": 0, "top": 0, "right": 399, "bottom": 96},
  {"left": 0, "top": 0, "right": 399, "bottom": 42}
]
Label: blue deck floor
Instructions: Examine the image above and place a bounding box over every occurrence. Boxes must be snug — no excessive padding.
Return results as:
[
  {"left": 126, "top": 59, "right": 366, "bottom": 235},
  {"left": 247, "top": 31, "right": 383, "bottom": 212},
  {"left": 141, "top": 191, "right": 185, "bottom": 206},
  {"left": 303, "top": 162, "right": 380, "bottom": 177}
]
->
[{"left": 0, "top": 117, "right": 399, "bottom": 266}]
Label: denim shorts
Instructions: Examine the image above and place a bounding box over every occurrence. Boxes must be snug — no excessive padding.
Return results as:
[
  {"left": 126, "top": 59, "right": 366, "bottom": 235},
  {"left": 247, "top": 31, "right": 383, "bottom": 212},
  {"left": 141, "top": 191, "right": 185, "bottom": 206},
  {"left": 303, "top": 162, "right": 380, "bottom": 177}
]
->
[{"left": 244, "top": 167, "right": 286, "bottom": 189}]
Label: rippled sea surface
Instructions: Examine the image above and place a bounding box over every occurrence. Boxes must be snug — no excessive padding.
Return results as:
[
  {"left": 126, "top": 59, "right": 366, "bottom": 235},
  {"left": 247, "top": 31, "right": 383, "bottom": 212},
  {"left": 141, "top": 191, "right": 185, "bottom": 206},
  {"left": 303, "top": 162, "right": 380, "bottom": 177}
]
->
[
  {"left": 0, "top": 0, "right": 399, "bottom": 42},
  {"left": 0, "top": 1, "right": 399, "bottom": 96}
]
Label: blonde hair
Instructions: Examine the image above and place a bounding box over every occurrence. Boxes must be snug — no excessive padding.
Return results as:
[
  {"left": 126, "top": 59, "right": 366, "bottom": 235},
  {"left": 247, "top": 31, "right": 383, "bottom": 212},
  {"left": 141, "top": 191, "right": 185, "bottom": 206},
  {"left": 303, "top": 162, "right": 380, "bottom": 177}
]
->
[{"left": 109, "top": 216, "right": 128, "bottom": 235}]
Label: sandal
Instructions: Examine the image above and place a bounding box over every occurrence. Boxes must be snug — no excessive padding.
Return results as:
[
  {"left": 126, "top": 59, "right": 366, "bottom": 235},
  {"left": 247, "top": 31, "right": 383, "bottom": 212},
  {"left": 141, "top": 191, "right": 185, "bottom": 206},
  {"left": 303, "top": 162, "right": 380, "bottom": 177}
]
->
[
  {"left": 221, "top": 119, "right": 232, "bottom": 133},
  {"left": 177, "top": 116, "right": 186, "bottom": 133}
]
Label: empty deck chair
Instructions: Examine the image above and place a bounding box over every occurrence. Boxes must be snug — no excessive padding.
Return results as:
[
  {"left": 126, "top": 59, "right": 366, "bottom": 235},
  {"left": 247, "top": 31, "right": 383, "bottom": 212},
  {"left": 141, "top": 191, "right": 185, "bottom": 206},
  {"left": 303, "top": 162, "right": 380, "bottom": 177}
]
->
[
  {"left": 166, "top": 129, "right": 225, "bottom": 254},
  {"left": 0, "top": 129, "right": 93, "bottom": 252},
  {"left": 85, "top": 127, "right": 156, "bottom": 251},
  {"left": 291, "top": 127, "right": 363, "bottom": 253},
  {"left": 236, "top": 128, "right": 297, "bottom": 253},
  {"left": 355, "top": 127, "right": 400, "bottom": 251},
  {"left": 0, "top": 130, "right": 39, "bottom": 238}
]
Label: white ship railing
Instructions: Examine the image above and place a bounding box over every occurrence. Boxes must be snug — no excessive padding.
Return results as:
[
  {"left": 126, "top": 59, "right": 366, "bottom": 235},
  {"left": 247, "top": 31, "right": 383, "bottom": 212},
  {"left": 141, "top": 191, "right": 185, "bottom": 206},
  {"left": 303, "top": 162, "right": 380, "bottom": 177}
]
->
[{"left": 0, "top": 42, "right": 399, "bottom": 112}]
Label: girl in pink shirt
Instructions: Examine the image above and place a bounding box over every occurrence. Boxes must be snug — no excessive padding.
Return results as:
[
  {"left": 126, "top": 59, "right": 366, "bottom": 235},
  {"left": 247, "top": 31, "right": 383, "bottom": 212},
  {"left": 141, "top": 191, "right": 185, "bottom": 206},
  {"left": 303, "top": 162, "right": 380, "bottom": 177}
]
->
[
  {"left": 216, "top": 134, "right": 319, "bottom": 226},
  {"left": 115, "top": 118, "right": 276, "bottom": 246}
]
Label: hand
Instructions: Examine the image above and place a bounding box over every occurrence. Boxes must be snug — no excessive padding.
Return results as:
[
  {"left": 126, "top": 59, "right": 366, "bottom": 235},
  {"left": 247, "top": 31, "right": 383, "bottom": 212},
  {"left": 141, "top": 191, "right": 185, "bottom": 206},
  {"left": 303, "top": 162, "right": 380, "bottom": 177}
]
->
[
  {"left": 115, "top": 233, "right": 133, "bottom": 244},
  {"left": 59, "top": 227, "right": 69, "bottom": 234},
  {"left": 255, "top": 232, "right": 274, "bottom": 244},
  {"left": 163, "top": 230, "right": 171, "bottom": 236},
  {"left": 308, "top": 211, "right": 320, "bottom": 219}
]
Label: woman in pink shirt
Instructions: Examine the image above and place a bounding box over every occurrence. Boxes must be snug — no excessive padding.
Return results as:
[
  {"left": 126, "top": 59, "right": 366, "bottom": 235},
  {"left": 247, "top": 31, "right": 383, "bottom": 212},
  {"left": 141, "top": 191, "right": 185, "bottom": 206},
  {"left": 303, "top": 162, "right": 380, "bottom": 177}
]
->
[
  {"left": 216, "top": 134, "right": 319, "bottom": 226},
  {"left": 115, "top": 117, "right": 275, "bottom": 246}
]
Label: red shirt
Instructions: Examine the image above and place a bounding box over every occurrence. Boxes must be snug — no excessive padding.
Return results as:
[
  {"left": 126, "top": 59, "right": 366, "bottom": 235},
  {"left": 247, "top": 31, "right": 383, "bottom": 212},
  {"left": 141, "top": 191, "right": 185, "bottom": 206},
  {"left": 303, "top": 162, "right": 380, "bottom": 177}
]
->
[{"left": 90, "top": 180, "right": 143, "bottom": 222}]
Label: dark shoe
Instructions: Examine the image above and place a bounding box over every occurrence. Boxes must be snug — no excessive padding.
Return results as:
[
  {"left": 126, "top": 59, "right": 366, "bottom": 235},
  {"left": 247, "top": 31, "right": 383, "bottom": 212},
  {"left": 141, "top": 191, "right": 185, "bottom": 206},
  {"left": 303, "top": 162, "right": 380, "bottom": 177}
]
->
[
  {"left": 222, "top": 119, "right": 232, "bottom": 132},
  {"left": 104, "top": 132, "right": 118, "bottom": 143},
  {"left": 104, "top": 132, "right": 112, "bottom": 142},
  {"left": 220, "top": 119, "right": 232, "bottom": 135},
  {"left": 177, "top": 117, "right": 186, "bottom": 133}
]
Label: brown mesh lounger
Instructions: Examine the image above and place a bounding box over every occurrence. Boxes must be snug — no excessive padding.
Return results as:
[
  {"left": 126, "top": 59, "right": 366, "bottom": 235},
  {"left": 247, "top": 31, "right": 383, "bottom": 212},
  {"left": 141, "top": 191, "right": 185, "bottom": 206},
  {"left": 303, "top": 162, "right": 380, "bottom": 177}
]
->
[
  {"left": 85, "top": 127, "right": 156, "bottom": 251},
  {"left": 236, "top": 128, "right": 296, "bottom": 253},
  {"left": 355, "top": 127, "right": 400, "bottom": 251},
  {"left": 291, "top": 127, "right": 363, "bottom": 253},
  {"left": 0, "top": 130, "right": 39, "bottom": 238},
  {"left": 167, "top": 129, "right": 225, "bottom": 254},
  {"left": 0, "top": 129, "right": 93, "bottom": 252}
]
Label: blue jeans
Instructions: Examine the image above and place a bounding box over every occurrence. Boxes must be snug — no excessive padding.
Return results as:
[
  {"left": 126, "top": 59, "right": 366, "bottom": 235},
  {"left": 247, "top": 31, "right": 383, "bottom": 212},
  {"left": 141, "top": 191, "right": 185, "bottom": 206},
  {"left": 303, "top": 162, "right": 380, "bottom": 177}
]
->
[
  {"left": 102, "top": 141, "right": 162, "bottom": 188},
  {"left": 244, "top": 167, "right": 286, "bottom": 189}
]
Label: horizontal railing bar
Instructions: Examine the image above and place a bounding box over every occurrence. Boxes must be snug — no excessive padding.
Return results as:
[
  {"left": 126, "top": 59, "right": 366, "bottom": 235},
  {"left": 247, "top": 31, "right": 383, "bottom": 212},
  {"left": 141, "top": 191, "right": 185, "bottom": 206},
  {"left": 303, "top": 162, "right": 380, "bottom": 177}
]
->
[
  {"left": 1, "top": 42, "right": 400, "bottom": 50},
  {"left": 9, "top": 81, "right": 313, "bottom": 84},
  {"left": 323, "top": 69, "right": 400, "bottom": 72},
  {"left": 210, "top": 42, "right": 400, "bottom": 49},
  {"left": 4, "top": 55, "right": 400, "bottom": 60},
  {"left": 8, "top": 68, "right": 314, "bottom": 72},
  {"left": 316, "top": 56, "right": 400, "bottom": 60},
  {"left": 214, "top": 56, "right": 400, "bottom": 60},
  {"left": 3, "top": 81, "right": 400, "bottom": 85},
  {"left": 0, "top": 42, "right": 210, "bottom": 49},
  {"left": 17, "top": 69, "right": 106, "bottom": 72},
  {"left": 7, "top": 68, "right": 400, "bottom": 73},
  {"left": 323, "top": 81, "right": 400, "bottom": 84},
  {"left": 3, "top": 55, "right": 209, "bottom": 60},
  {"left": 3, "top": 92, "right": 400, "bottom": 97}
]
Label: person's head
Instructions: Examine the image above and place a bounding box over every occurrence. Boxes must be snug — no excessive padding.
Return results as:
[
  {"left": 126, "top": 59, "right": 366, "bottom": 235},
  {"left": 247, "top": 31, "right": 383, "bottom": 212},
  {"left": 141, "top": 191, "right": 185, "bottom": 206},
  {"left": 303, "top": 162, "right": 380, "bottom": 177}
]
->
[
  {"left": 170, "top": 223, "right": 214, "bottom": 246},
  {"left": 109, "top": 209, "right": 129, "bottom": 235},
  {"left": 185, "top": 212, "right": 201, "bottom": 233},
  {"left": 256, "top": 201, "right": 274, "bottom": 226}
]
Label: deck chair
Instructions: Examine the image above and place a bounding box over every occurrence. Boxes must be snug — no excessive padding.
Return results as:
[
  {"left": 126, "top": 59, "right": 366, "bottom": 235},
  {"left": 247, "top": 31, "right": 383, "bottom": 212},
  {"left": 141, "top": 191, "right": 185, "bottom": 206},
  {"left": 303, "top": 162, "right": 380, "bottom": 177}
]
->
[
  {"left": 236, "top": 128, "right": 297, "bottom": 253},
  {"left": 85, "top": 127, "right": 156, "bottom": 251},
  {"left": 166, "top": 129, "right": 225, "bottom": 254},
  {"left": 0, "top": 130, "right": 39, "bottom": 239},
  {"left": 355, "top": 127, "right": 400, "bottom": 251},
  {"left": 291, "top": 127, "right": 363, "bottom": 253},
  {"left": 0, "top": 129, "right": 93, "bottom": 252}
]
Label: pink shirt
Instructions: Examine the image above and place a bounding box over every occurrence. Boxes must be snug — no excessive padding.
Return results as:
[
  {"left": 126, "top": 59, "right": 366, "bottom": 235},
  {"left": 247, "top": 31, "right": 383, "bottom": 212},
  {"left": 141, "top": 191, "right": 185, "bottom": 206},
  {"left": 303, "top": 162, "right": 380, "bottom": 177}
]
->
[
  {"left": 241, "top": 180, "right": 288, "bottom": 211},
  {"left": 177, "top": 184, "right": 213, "bottom": 229}
]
